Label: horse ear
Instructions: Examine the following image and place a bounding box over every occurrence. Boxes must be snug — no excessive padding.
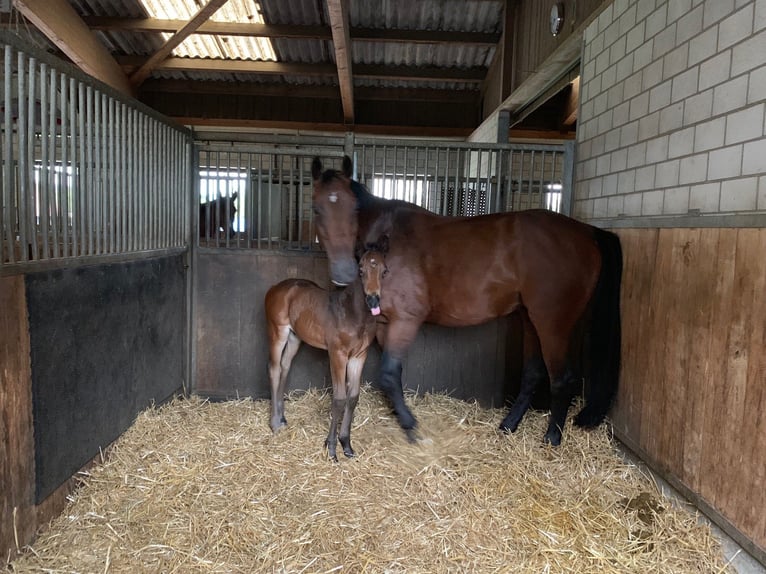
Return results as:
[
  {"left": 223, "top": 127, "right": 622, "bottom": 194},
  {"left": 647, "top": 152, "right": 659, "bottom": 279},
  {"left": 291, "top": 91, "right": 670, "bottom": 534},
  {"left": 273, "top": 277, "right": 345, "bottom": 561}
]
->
[
  {"left": 342, "top": 155, "right": 353, "bottom": 178},
  {"left": 311, "top": 157, "right": 323, "bottom": 180},
  {"left": 231, "top": 192, "right": 238, "bottom": 200}
]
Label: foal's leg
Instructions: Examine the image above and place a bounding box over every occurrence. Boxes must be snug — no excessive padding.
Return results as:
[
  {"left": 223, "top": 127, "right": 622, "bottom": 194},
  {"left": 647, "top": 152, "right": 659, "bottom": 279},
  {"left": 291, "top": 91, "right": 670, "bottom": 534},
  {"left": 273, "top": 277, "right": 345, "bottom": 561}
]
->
[
  {"left": 499, "top": 310, "right": 548, "bottom": 433},
  {"left": 269, "top": 328, "right": 300, "bottom": 432},
  {"left": 339, "top": 352, "right": 366, "bottom": 458},
  {"left": 325, "top": 350, "right": 348, "bottom": 462}
]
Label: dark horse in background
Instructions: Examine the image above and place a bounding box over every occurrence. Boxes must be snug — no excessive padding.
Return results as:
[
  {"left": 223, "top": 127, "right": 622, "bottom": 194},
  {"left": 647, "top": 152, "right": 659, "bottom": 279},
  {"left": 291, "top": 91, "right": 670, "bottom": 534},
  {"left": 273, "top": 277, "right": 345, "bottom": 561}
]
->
[
  {"left": 311, "top": 156, "right": 622, "bottom": 446},
  {"left": 199, "top": 192, "right": 238, "bottom": 238}
]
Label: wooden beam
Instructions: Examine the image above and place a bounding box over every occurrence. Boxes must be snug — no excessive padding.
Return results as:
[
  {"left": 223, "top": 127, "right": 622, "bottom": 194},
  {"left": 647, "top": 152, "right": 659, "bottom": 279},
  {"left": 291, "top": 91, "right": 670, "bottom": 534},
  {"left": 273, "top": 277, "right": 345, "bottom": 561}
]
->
[
  {"left": 139, "top": 78, "right": 480, "bottom": 103},
  {"left": 118, "top": 56, "right": 336, "bottom": 76},
  {"left": 326, "top": 0, "right": 354, "bottom": 124},
  {"left": 173, "top": 116, "right": 473, "bottom": 138},
  {"left": 12, "top": 0, "right": 133, "bottom": 96},
  {"left": 561, "top": 76, "right": 580, "bottom": 127},
  {"left": 82, "top": 17, "right": 332, "bottom": 40},
  {"left": 118, "top": 56, "right": 486, "bottom": 83},
  {"left": 129, "top": 0, "right": 230, "bottom": 89},
  {"left": 79, "top": 16, "right": 499, "bottom": 45}
]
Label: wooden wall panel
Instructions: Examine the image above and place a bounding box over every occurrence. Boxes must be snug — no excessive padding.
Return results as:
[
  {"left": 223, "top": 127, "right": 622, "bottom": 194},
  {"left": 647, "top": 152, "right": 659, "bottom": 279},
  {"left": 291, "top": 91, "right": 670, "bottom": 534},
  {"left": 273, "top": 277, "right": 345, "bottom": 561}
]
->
[
  {"left": 612, "top": 227, "right": 766, "bottom": 556},
  {"left": 0, "top": 276, "right": 35, "bottom": 560}
]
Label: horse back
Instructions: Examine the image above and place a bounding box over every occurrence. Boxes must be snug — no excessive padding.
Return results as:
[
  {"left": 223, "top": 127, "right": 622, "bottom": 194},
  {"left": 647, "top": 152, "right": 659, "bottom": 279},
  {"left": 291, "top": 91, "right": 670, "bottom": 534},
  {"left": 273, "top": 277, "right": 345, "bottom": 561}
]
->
[{"left": 380, "top": 208, "right": 602, "bottom": 326}]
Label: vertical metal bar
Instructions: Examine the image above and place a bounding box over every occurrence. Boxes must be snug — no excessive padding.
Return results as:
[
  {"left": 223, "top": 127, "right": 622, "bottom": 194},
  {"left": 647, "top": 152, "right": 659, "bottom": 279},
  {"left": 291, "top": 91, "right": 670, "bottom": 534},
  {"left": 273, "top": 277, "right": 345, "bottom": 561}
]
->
[
  {"left": 256, "top": 153, "right": 263, "bottom": 249},
  {"left": 1, "top": 46, "right": 12, "bottom": 264},
  {"left": 381, "top": 145, "right": 387, "bottom": 198},
  {"left": 26, "top": 56, "right": 39, "bottom": 260},
  {"left": 451, "top": 149, "right": 459, "bottom": 216},
  {"left": 538, "top": 151, "right": 545, "bottom": 209},
  {"left": 58, "top": 72, "right": 69, "bottom": 258},
  {"left": 17, "top": 52, "right": 29, "bottom": 261},
  {"left": 84, "top": 85, "right": 93, "bottom": 254},
  {"left": 77, "top": 82, "right": 86, "bottom": 255},
  {"left": 70, "top": 79, "right": 80, "bottom": 256},
  {"left": 93, "top": 89, "right": 102, "bottom": 254},
  {"left": 267, "top": 155, "right": 273, "bottom": 249},
  {"left": 116, "top": 103, "right": 124, "bottom": 253},
  {"left": 107, "top": 97, "right": 114, "bottom": 252},
  {"left": 48, "top": 67, "right": 59, "bottom": 258},
  {"left": 39, "top": 62, "right": 51, "bottom": 259},
  {"left": 527, "top": 150, "right": 535, "bottom": 212},
  {"left": 246, "top": 152, "right": 252, "bottom": 249}
]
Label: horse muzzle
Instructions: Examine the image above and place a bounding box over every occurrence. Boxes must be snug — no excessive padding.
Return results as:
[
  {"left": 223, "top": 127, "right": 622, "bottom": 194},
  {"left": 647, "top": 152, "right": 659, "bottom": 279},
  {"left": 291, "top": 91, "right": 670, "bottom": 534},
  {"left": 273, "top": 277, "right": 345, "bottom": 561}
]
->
[
  {"left": 330, "top": 258, "right": 358, "bottom": 286},
  {"left": 365, "top": 293, "right": 381, "bottom": 316}
]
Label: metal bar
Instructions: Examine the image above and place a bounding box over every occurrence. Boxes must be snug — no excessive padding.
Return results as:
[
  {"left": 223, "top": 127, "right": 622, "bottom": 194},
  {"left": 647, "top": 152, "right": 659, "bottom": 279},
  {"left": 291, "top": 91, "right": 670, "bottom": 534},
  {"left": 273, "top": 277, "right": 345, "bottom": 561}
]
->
[
  {"left": 108, "top": 97, "right": 115, "bottom": 253},
  {"left": 94, "top": 89, "right": 102, "bottom": 255},
  {"left": 78, "top": 82, "right": 87, "bottom": 256},
  {"left": 2, "top": 46, "right": 13, "bottom": 264},
  {"left": 59, "top": 72, "right": 69, "bottom": 258},
  {"left": 85, "top": 85, "right": 94, "bottom": 255},
  {"left": 267, "top": 156, "right": 273, "bottom": 249},
  {"left": 17, "top": 52, "right": 29, "bottom": 261},
  {"left": 527, "top": 150, "right": 535, "bottom": 212},
  {"left": 538, "top": 151, "right": 546, "bottom": 209},
  {"left": 40, "top": 62, "right": 51, "bottom": 259}
]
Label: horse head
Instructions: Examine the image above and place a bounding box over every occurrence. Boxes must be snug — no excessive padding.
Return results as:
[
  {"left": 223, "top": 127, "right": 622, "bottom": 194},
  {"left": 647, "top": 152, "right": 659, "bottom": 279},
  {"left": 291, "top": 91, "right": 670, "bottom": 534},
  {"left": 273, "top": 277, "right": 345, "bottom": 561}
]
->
[
  {"left": 312, "top": 156, "right": 359, "bottom": 285},
  {"left": 359, "top": 236, "right": 389, "bottom": 316}
]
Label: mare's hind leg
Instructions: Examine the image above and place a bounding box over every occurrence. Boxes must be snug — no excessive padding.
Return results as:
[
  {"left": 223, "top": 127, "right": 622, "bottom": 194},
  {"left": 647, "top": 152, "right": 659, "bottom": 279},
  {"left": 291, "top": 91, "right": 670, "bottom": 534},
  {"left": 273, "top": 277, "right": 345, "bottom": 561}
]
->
[
  {"left": 500, "top": 310, "right": 548, "bottom": 433},
  {"left": 379, "top": 319, "right": 422, "bottom": 440},
  {"left": 269, "top": 328, "right": 300, "bottom": 432},
  {"left": 325, "top": 351, "right": 348, "bottom": 462},
  {"left": 536, "top": 329, "right": 578, "bottom": 446},
  {"left": 339, "top": 352, "right": 366, "bottom": 458}
]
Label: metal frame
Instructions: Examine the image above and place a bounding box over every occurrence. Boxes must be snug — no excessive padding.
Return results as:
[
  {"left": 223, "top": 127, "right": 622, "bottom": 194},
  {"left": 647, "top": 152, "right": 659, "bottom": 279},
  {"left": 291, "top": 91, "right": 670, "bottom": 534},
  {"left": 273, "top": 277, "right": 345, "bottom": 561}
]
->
[
  {"left": 0, "top": 31, "right": 193, "bottom": 276},
  {"left": 194, "top": 137, "right": 571, "bottom": 252}
]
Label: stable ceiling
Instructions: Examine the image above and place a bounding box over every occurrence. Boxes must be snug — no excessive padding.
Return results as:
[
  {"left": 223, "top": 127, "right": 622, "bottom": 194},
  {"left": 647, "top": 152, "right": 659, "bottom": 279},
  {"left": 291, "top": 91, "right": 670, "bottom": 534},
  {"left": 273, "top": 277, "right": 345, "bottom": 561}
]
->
[{"left": 5, "top": 0, "right": 579, "bottom": 138}]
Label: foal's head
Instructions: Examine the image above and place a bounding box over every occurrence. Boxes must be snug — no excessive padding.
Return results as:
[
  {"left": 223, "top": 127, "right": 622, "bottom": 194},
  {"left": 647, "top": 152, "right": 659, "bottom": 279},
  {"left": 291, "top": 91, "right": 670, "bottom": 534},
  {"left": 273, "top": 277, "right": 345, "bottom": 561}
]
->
[{"left": 359, "top": 244, "right": 388, "bottom": 316}]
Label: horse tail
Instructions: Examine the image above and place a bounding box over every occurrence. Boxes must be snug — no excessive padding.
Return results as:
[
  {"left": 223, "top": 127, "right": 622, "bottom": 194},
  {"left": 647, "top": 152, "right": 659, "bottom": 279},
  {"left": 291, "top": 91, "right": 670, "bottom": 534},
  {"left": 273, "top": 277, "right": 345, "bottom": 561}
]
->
[{"left": 574, "top": 227, "right": 623, "bottom": 429}]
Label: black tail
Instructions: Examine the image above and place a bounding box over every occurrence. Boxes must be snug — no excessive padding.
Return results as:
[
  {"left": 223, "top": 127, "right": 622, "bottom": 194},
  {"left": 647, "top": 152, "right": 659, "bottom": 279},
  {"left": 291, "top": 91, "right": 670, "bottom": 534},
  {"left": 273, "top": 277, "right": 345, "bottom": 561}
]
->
[{"left": 574, "top": 227, "right": 623, "bottom": 429}]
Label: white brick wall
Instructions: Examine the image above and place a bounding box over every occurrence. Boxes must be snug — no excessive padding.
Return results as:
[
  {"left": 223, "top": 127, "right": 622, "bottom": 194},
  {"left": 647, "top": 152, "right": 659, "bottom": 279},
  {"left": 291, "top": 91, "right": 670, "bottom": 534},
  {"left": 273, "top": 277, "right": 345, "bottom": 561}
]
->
[{"left": 575, "top": 0, "right": 766, "bottom": 220}]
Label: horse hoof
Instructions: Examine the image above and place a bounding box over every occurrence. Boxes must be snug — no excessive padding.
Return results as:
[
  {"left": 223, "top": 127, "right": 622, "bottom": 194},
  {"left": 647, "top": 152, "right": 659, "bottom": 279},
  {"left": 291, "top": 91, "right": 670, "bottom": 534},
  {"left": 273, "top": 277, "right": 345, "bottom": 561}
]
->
[
  {"left": 543, "top": 431, "right": 562, "bottom": 446},
  {"left": 573, "top": 407, "right": 603, "bottom": 429},
  {"left": 270, "top": 420, "right": 287, "bottom": 433},
  {"left": 404, "top": 428, "right": 420, "bottom": 444},
  {"left": 498, "top": 419, "right": 519, "bottom": 434},
  {"left": 343, "top": 448, "right": 355, "bottom": 458}
]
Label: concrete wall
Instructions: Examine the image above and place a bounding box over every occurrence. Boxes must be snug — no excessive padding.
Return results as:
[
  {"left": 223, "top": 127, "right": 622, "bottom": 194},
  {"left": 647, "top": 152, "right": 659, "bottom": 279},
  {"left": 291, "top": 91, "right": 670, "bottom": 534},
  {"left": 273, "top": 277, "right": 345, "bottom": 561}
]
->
[{"left": 575, "top": 0, "right": 766, "bottom": 221}]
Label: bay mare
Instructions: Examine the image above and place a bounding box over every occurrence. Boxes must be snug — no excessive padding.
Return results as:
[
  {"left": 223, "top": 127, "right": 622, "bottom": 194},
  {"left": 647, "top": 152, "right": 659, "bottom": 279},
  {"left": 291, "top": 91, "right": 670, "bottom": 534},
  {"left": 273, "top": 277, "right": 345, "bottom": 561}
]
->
[{"left": 310, "top": 157, "right": 622, "bottom": 446}]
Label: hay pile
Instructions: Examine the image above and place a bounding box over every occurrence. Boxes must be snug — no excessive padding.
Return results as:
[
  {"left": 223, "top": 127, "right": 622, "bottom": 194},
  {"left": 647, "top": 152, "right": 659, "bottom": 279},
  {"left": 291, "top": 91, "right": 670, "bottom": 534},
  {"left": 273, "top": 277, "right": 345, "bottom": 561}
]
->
[{"left": 10, "top": 386, "right": 732, "bottom": 573}]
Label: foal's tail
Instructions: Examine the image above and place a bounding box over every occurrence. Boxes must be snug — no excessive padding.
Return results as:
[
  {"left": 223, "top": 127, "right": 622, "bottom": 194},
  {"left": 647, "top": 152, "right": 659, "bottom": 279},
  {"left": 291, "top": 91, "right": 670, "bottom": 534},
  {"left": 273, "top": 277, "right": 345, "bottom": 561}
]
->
[{"left": 575, "top": 227, "right": 623, "bottom": 429}]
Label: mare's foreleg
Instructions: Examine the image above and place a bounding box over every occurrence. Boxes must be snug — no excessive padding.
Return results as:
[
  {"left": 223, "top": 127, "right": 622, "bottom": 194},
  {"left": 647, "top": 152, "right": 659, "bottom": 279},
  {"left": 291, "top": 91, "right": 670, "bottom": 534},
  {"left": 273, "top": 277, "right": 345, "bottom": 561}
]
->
[
  {"left": 537, "top": 330, "right": 577, "bottom": 446},
  {"left": 379, "top": 319, "right": 421, "bottom": 440},
  {"left": 269, "top": 328, "right": 300, "bottom": 432},
  {"left": 339, "top": 352, "right": 366, "bottom": 458},
  {"left": 500, "top": 310, "right": 548, "bottom": 433},
  {"left": 325, "top": 351, "right": 348, "bottom": 462}
]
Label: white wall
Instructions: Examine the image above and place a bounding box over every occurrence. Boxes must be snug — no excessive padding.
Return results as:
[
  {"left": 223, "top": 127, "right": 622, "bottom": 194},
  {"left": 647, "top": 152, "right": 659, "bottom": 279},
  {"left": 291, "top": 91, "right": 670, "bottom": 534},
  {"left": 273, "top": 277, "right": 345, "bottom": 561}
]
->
[{"left": 574, "top": 0, "right": 766, "bottom": 221}]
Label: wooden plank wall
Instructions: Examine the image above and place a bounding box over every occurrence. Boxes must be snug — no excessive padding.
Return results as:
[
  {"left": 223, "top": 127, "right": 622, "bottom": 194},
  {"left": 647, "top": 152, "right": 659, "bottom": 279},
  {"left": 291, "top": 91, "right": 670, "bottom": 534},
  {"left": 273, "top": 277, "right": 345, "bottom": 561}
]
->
[
  {"left": 0, "top": 276, "right": 35, "bottom": 561},
  {"left": 612, "top": 227, "right": 766, "bottom": 556}
]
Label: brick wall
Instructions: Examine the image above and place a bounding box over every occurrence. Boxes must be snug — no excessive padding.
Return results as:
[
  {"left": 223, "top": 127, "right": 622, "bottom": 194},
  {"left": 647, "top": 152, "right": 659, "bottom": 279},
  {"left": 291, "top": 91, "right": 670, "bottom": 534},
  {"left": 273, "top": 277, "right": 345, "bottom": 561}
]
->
[{"left": 575, "top": 0, "right": 766, "bottom": 221}]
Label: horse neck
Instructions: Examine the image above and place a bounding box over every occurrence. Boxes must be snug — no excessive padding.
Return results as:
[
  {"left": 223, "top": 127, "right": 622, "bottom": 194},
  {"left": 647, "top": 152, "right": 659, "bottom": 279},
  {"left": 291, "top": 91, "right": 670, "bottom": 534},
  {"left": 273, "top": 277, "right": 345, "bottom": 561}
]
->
[{"left": 332, "top": 278, "right": 368, "bottom": 316}]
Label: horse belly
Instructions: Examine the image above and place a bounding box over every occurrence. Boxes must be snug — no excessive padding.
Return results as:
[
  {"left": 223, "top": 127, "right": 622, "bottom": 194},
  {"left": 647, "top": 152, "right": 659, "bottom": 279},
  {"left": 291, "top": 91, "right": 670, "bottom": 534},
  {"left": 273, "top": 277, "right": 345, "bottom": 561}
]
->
[{"left": 427, "top": 287, "right": 521, "bottom": 326}]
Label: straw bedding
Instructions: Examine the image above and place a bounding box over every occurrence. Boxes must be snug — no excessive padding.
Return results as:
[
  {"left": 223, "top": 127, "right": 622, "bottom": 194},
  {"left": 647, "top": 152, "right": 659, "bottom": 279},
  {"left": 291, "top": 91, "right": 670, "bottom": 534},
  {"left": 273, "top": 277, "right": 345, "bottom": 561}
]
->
[{"left": 10, "top": 386, "right": 733, "bottom": 573}]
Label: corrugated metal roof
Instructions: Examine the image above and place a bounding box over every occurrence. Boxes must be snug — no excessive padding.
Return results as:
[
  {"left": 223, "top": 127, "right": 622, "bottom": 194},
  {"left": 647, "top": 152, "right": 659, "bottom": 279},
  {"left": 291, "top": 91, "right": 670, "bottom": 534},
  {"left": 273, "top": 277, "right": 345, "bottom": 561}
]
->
[{"left": 62, "top": 0, "right": 501, "bottom": 90}]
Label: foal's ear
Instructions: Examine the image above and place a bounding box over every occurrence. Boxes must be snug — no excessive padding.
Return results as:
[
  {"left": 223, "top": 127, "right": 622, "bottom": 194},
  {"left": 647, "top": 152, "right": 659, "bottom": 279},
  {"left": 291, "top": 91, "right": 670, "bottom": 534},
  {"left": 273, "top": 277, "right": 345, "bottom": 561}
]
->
[
  {"left": 342, "top": 155, "right": 353, "bottom": 178},
  {"left": 311, "top": 157, "right": 323, "bottom": 180}
]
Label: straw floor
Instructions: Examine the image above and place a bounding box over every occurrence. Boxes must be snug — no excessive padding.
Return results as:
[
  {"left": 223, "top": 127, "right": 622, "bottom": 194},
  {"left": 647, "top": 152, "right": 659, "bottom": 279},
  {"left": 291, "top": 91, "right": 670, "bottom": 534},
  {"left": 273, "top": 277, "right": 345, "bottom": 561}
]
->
[{"left": 10, "top": 386, "right": 733, "bottom": 573}]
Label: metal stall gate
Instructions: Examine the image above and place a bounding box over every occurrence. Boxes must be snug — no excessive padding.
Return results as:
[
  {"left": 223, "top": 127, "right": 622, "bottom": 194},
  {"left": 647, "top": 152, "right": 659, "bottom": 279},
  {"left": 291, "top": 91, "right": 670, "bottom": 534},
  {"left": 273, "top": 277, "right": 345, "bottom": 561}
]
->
[
  {"left": 0, "top": 30, "right": 193, "bottom": 555},
  {"left": 194, "top": 138, "right": 573, "bottom": 251},
  {"left": 0, "top": 32, "right": 190, "bottom": 272},
  {"left": 191, "top": 137, "right": 572, "bottom": 402}
]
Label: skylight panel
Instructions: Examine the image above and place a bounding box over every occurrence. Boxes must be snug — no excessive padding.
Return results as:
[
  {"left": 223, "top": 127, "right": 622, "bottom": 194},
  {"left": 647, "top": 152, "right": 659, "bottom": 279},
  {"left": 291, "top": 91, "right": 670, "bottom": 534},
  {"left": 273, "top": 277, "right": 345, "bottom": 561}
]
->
[{"left": 139, "top": 0, "right": 277, "bottom": 61}]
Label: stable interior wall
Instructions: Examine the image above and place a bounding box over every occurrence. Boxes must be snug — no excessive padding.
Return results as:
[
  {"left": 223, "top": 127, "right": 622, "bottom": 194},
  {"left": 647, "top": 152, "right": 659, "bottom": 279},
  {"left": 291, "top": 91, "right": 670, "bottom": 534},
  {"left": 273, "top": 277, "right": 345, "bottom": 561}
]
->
[
  {"left": 574, "top": 0, "right": 766, "bottom": 562},
  {"left": 0, "top": 254, "right": 187, "bottom": 560},
  {"left": 193, "top": 249, "right": 525, "bottom": 411}
]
